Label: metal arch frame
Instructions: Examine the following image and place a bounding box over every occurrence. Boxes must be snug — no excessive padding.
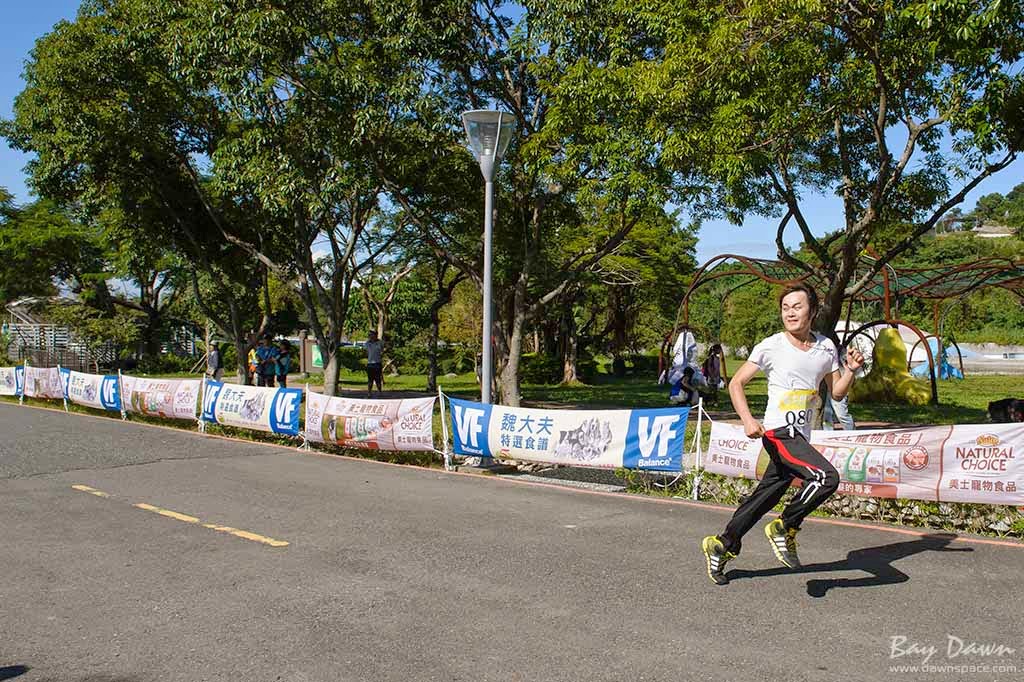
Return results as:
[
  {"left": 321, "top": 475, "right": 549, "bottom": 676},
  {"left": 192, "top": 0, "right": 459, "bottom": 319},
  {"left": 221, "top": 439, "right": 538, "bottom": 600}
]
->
[
  {"left": 675, "top": 253, "right": 816, "bottom": 330},
  {"left": 842, "top": 319, "right": 939, "bottom": 406},
  {"left": 660, "top": 274, "right": 759, "bottom": 379},
  {"left": 668, "top": 253, "right": 1024, "bottom": 407},
  {"left": 908, "top": 334, "right": 965, "bottom": 378}
]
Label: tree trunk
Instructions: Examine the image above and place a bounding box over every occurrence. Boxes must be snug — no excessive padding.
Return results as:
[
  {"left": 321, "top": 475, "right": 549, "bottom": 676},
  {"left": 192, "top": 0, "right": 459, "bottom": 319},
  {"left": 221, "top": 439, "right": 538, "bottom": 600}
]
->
[
  {"left": 322, "top": 352, "right": 341, "bottom": 397},
  {"left": 234, "top": 340, "right": 249, "bottom": 384},
  {"left": 561, "top": 312, "right": 579, "bottom": 385},
  {"left": 497, "top": 307, "right": 526, "bottom": 407},
  {"left": 427, "top": 309, "right": 441, "bottom": 392}
]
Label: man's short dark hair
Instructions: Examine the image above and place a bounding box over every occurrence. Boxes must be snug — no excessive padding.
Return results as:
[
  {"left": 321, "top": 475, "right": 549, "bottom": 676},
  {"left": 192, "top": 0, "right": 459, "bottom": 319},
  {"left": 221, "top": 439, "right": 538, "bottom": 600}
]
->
[{"left": 778, "top": 282, "right": 819, "bottom": 317}]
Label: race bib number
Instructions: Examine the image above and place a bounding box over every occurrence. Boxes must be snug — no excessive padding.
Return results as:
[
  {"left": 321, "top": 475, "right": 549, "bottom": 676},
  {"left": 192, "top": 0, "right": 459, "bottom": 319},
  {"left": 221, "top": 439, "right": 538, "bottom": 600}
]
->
[{"left": 778, "top": 389, "right": 819, "bottom": 428}]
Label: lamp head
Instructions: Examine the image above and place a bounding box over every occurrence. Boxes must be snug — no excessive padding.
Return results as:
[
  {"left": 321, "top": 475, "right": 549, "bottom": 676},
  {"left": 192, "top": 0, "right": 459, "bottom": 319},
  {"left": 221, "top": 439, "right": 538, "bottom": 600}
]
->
[{"left": 461, "top": 110, "right": 516, "bottom": 181}]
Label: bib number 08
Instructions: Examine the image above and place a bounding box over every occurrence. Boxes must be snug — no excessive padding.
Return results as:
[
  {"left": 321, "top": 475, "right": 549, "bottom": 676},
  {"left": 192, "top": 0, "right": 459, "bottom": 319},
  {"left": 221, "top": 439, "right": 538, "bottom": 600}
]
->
[{"left": 785, "top": 410, "right": 809, "bottom": 427}]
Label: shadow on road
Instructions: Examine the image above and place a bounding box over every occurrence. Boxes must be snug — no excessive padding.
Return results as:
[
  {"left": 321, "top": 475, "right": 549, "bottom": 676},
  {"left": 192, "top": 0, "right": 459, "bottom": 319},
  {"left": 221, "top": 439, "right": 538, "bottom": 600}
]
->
[
  {"left": 726, "top": 532, "right": 973, "bottom": 598},
  {"left": 0, "top": 666, "right": 29, "bottom": 680}
]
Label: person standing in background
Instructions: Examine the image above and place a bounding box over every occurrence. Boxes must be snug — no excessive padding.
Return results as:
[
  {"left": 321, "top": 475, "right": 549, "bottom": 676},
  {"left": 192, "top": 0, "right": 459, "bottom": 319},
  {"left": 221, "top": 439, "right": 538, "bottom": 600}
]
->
[
  {"left": 276, "top": 340, "right": 292, "bottom": 388},
  {"left": 207, "top": 342, "right": 224, "bottom": 381},
  {"left": 255, "top": 336, "right": 279, "bottom": 387},
  {"left": 365, "top": 331, "right": 384, "bottom": 394},
  {"left": 247, "top": 346, "right": 259, "bottom": 385}
]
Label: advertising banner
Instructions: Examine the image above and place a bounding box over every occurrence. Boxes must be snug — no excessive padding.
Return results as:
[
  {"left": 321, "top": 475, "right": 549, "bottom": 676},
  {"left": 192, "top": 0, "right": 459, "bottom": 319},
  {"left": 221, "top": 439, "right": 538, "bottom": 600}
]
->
[
  {"left": 304, "top": 391, "right": 436, "bottom": 451},
  {"left": 22, "top": 366, "right": 64, "bottom": 400},
  {"left": 448, "top": 397, "right": 690, "bottom": 471},
  {"left": 58, "top": 369, "right": 122, "bottom": 412},
  {"left": 704, "top": 421, "right": 1024, "bottom": 505},
  {"left": 938, "top": 423, "right": 1024, "bottom": 506},
  {"left": 0, "top": 366, "right": 22, "bottom": 396},
  {"left": 201, "top": 380, "right": 302, "bottom": 436},
  {"left": 120, "top": 375, "right": 201, "bottom": 421}
]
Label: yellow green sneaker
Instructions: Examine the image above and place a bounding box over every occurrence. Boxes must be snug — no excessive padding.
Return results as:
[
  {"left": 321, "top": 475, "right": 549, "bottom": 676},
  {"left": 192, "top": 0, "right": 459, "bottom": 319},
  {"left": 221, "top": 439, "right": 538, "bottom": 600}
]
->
[
  {"left": 702, "top": 535, "right": 736, "bottom": 585},
  {"left": 764, "top": 518, "right": 801, "bottom": 568}
]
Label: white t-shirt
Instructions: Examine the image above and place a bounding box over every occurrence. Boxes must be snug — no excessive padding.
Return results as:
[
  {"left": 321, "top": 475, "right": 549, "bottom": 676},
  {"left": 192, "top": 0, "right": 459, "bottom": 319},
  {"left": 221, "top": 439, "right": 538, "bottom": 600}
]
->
[
  {"left": 366, "top": 340, "right": 383, "bottom": 365},
  {"left": 747, "top": 332, "right": 840, "bottom": 438}
]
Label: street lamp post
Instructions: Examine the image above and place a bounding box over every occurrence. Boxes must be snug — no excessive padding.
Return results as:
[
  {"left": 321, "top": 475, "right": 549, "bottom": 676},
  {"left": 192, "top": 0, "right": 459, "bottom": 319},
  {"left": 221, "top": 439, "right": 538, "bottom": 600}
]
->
[{"left": 462, "top": 110, "right": 516, "bottom": 407}]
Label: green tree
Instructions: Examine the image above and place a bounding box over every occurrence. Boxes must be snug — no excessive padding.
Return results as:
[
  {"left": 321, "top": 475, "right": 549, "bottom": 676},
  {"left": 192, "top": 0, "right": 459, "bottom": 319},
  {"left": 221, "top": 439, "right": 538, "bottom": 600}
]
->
[
  {"left": 571, "top": 0, "right": 1024, "bottom": 337},
  {"left": 971, "top": 182, "right": 1024, "bottom": 236},
  {"left": 374, "top": 1, "right": 678, "bottom": 405},
  {"left": 3, "top": 1, "right": 279, "bottom": 383}
]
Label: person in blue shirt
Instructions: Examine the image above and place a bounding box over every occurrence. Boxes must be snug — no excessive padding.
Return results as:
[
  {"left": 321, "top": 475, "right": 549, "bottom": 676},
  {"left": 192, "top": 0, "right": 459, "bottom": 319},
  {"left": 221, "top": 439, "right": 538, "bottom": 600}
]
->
[
  {"left": 276, "top": 340, "right": 292, "bottom": 388},
  {"left": 255, "top": 336, "right": 279, "bottom": 387}
]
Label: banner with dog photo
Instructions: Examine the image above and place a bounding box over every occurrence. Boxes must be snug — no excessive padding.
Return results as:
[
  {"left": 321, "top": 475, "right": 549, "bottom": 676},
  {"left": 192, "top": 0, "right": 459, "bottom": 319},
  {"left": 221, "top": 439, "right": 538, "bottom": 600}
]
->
[
  {"left": 200, "top": 380, "right": 302, "bottom": 436},
  {"left": 448, "top": 397, "right": 690, "bottom": 471},
  {"left": 58, "top": 368, "right": 122, "bottom": 412},
  {"left": 120, "top": 375, "right": 201, "bottom": 421},
  {"left": 304, "top": 391, "right": 436, "bottom": 451},
  {"left": 22, "top": 366, "right": 64, "bottom": 400},
  {"left": 0, "top": 366, "right": 22, "bottom": 396},
  {"left": 704, "top": 421, "right": 1024, "bottom": 505}
]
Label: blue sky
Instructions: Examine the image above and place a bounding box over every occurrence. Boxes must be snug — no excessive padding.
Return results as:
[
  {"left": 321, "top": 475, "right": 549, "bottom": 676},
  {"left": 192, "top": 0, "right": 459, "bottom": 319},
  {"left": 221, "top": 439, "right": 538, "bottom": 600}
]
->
[
  {"left": 2, "top": 1, "right": 1021, "bottom": 265},
  {"left": 1, "top": 1, "right": 80, "bottom": 203}
]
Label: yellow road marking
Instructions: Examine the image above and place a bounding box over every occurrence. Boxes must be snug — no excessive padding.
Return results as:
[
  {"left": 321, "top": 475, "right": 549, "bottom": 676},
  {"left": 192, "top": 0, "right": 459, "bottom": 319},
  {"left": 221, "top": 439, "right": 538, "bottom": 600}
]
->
[
  {"left": 71, "top": 485, "right": 288, "bottom": 548},
  {"left": 71, "top": 484, "right": 111, "bottom": 498},
  {"left": 134, "top": 503, "right": 200, "bottom": 524},
  {"left": 203, "top": 523, "right": 290, "bottom": 547}
]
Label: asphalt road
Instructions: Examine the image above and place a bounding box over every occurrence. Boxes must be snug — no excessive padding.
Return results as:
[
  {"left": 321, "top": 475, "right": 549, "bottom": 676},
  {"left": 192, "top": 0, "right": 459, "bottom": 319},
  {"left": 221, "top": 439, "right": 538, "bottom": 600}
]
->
[{"left": 2, "top": 401, "right": 1023, "bottom": 682}]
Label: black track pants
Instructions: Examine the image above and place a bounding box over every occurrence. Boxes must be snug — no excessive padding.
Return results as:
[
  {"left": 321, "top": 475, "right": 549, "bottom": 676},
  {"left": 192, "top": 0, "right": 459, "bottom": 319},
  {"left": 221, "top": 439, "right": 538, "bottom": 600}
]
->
[{"left": 718, "top": 428, "right": 839, "bottom": 555}]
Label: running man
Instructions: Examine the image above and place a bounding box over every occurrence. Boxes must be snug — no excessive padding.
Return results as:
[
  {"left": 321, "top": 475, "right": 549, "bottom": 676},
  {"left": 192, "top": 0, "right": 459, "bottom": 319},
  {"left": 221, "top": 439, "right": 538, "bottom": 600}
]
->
[{"left": 702, "top": 283, "right": 864, "bottom": 585}]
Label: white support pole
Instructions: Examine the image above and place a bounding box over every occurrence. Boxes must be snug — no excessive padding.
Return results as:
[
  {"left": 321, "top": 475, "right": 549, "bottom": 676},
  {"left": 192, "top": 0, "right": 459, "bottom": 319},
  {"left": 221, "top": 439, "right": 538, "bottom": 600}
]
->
[
  {"left": 18, "top": 359, "right": 26, "bottom": 405},
  {"left": 117, "top": 369, "right": 127, "bottom": 420},
  {"left": 691, "top": 397, "right": 704, "bottom": 501},
  {"left": 300, "top": 384, "right": 311, "bottom": 451},
  {"left": 437, "top": 385, "right": 451, "bottom": 471},
  {"left": 57, "top": 364, "right": 69, "bottom": 412},
  {"left": 197, "top": 373, "right": 207, "bottom": 433}
]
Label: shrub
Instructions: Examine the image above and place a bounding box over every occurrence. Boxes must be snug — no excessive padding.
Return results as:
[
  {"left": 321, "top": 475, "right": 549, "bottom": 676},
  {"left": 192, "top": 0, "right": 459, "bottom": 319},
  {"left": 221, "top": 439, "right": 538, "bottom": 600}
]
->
[
  {"left": 520, "top": 352, "right": 562, "bottom": 384},
  {"left": 136, "top": 353, "right": 196, "bottom": 375}
]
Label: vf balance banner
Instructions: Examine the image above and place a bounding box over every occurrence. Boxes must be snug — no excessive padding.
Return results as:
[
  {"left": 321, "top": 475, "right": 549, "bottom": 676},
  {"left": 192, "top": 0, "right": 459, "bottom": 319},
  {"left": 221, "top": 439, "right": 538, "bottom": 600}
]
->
[
  {"left": 201, "top": 380, "right": 302, "bottom": 436},
  {"left": 448, "top": 397, "right": 690, "bottom": 471},
  {"left": 0, "top": 366, "right": 22, "bottom": 396},
  {"left": 704, "top": 421, "right": 1024, "bottom": 506},
  {"left": 59, "top": 369, "right": 122, "bottom": 412},
  {"left": 120, "top": 375, "right": 201, "bottom": 421},
  {"left": 22, "top": 366, "right": 64, "bottom": 400},
  {"left": 304, "top": 391, "right": 436, "bottom": 451}
]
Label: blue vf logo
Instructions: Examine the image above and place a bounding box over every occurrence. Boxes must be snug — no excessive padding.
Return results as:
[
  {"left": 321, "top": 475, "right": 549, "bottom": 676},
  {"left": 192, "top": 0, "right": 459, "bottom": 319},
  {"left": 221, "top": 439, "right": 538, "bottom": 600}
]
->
[
  {"left": 100, "top": 376, "right": 121, "bottom": 411},
  {"left": 270, "top": 389, "right": 302, "bottom": 435},
  {"left": 448, "top": 398, "right": 492, "bottom": 456},
  {"left": 202, "top": 381, "right": 224, "bottom": 423},
  {"left": 624, "top": 407, "right": 689, "bottom": 471}
]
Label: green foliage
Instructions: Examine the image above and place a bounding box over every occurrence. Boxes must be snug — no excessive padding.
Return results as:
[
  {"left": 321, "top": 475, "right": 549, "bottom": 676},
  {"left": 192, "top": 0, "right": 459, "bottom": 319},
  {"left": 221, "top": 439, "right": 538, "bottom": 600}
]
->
[
  {"left": 0, "top": 330, "right": 12, "bottom": 365},
  {"left": 718, "top": 281, "right": 780, "bottom": 357},
  {"left": 47, "top": 303, "right": 140, "bottom": 363},
  {"left": 519, "top": 353, "right": 563, "bottom": 385},
  {"left": 0, "top": 197, "right": 108, "bottom": 302},
  {"left": 335, "top": 346, "right": 367, "bottom": 373},
  {"left": 970, "top": 182, "right": 1024, "bottom": 236},
  {"left": 135, "top": 353, "right": 195, "bottom": 375}
]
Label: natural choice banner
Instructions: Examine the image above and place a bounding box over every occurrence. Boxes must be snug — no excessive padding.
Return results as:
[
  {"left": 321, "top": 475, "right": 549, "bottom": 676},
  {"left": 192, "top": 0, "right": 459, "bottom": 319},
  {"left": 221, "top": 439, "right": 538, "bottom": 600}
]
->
[
  {"left": 59, "top": 369, "right": 122, "bottom": 412},
  {"left": 120, "top": 375, "right": 201, "bottom": 421},
  {"left": 704, "top": 421, "right": 1024, "bottom": 505},
  {"left": 304, "top": 391, "right": 436, "bottom": 451},
  {"left": 22, "top": 366, "right": 64, "bottom": 400},
  {"left": 0, "top": 366, "right": 22, "bottom": 396},
  {"left": 201, "top": 380, "right": 302, "bottom": 436},
  {"left": 448, "top": 397, "right": 690, "bottom": 471}
]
